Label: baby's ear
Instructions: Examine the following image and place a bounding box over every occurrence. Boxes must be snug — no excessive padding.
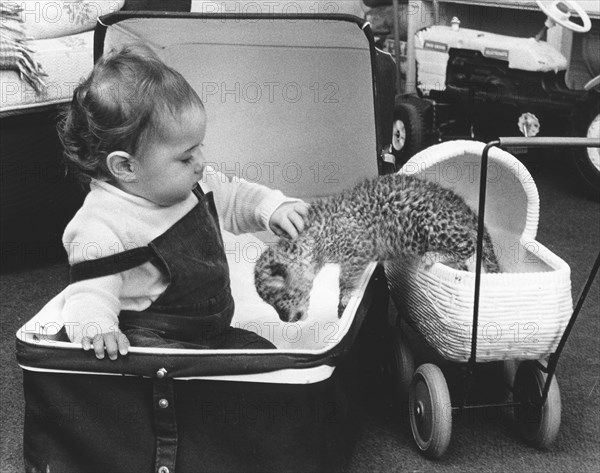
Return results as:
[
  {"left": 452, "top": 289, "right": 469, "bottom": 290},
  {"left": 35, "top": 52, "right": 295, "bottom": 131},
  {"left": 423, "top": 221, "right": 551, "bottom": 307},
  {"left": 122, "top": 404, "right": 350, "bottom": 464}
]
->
[{"left": 106, "top": 151, "right": 137, "bottom": 183}]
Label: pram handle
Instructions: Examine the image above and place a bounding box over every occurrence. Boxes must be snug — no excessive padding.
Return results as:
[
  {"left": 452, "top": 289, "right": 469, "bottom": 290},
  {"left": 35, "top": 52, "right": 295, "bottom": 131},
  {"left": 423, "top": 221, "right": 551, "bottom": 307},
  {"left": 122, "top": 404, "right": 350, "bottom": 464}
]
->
[{"left": 497, "top": 137, "right": 600, "bottom": 148}]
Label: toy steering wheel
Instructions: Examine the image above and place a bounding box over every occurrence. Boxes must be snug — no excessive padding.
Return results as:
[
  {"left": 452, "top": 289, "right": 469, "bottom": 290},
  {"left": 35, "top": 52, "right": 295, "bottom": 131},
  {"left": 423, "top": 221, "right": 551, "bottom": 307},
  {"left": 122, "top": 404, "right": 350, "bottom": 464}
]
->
[{"left": 536, "top": 0, "right": 592, "bottom": 33}]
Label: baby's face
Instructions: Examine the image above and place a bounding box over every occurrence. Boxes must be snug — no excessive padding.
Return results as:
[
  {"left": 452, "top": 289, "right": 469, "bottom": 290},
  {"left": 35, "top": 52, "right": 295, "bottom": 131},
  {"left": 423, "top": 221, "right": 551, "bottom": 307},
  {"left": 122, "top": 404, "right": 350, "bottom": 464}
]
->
[{"left": 130, "top": 105, "right": 207, "bottom": 206}]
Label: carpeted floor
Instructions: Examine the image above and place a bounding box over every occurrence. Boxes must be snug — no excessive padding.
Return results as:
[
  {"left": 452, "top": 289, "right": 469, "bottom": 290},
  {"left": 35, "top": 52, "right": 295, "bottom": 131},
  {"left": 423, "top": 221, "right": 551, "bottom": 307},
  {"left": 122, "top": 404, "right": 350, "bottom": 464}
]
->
[{"left": 1, "top": 151, "right": 598, "bottom": 472}]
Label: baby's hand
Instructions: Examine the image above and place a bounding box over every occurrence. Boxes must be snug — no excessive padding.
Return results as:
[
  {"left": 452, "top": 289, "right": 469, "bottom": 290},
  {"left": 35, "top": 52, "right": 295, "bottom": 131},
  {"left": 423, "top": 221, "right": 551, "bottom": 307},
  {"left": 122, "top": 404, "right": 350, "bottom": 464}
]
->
[
  {"left": 269, "top": 201, "right": 310, "bottom": 239},
  {"left": 82, "top": 330, "right": 130, "bottom": 360}
]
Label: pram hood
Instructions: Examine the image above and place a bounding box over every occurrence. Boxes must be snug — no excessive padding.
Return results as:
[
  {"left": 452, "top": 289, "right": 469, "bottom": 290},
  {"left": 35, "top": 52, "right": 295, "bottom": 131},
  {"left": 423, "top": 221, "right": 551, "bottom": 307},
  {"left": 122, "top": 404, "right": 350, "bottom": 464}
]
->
[{"left": 400, "top": 139, "right": 541, "bottom": 244}]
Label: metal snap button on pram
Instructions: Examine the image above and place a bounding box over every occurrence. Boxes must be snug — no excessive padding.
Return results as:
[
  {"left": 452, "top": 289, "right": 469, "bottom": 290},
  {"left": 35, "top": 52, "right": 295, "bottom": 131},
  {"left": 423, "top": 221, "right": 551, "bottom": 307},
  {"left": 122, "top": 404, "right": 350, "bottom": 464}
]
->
[
  {"left": 156, "top": 368, "right": 167, "bottom": 379},
  {"left": 158, "top": 399, "right": 169, "bottom": 409}
]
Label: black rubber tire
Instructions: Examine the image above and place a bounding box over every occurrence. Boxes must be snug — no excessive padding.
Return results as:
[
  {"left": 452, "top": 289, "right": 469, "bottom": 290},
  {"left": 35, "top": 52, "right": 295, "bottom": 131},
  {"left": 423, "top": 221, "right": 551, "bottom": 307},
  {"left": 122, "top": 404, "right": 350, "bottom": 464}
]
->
[
  {"left": 391, "top": 101, "right": 428, "bottom": 169},
  {"left": 513, "top": 360, "right": 562, "bottom": 449},
  {"left": 388, "top": 327, "right": 415, "bottom": 401},
  {"left": 572, "top": 111, "right": 600, "bottom": 201},
  {"left": 409, "top": 363, "right": 452, "bottom": 458}
]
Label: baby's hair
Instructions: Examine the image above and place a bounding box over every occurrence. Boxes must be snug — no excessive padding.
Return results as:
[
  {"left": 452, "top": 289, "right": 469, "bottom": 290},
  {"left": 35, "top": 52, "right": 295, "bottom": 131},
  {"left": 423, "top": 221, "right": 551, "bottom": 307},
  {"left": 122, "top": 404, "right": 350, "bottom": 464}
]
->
[{"left": 58, "top": 44, "right": 204, "bottom": 183}]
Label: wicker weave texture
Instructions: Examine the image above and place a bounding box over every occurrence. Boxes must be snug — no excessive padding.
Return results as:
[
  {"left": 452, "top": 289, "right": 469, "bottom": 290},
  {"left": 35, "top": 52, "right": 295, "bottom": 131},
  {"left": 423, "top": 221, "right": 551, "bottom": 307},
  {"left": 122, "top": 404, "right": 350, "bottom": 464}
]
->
[{"left": 386, "top": 141, "right": 573, "bottom": 362}]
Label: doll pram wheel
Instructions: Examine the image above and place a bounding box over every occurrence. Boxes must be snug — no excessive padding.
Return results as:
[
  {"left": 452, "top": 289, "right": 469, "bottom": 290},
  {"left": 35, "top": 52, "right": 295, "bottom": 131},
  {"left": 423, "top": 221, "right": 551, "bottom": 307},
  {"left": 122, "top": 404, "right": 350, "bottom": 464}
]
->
[
  {"left": 387, "top": 327, "right": 415, "bottom": 400},
  {"left": 409, "top": 363, "right": 452, "bottom": 458},
  {"left": 513, "top": 360, "right": 562, "bottom": 449}
]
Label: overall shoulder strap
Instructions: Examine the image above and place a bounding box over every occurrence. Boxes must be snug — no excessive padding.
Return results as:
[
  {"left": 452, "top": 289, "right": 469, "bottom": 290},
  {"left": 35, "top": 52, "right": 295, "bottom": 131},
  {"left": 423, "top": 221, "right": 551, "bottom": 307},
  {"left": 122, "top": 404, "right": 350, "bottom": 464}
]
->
[
  {"left": 193, "top": 183, "right": 205, "bottom": 199},
  {"left": 69, "top": 247, "right": 156, "bottom": 283}
]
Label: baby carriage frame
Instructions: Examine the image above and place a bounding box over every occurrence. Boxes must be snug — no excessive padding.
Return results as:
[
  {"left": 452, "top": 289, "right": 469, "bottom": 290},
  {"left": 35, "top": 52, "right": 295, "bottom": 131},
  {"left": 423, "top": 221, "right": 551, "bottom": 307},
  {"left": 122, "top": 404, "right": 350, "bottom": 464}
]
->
[
  {"left": 386, "top": 136, "right": 600, "bottom": 459},
  {"left": 16, "top": 11, "right": 397, "bottom": 473}
]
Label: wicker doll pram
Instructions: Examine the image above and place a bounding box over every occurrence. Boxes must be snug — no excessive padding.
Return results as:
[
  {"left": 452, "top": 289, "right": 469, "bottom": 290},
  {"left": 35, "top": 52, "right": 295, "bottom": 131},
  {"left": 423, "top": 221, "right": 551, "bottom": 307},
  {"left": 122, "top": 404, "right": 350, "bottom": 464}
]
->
[{"left": 385, "top": 140, "right": 572, "bottom": 363}]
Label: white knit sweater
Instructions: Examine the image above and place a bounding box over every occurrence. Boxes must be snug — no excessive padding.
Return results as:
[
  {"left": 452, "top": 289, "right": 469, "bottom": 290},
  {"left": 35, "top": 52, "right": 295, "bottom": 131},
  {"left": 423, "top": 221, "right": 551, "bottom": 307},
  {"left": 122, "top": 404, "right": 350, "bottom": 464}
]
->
[{"left": 60, "top": 166, "right": 293, "bottom": 343}]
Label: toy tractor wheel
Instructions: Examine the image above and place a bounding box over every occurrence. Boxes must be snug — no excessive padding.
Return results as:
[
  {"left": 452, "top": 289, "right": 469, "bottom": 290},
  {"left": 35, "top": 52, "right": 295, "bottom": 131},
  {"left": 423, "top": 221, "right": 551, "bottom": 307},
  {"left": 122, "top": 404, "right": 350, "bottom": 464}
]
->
[
  {"left": 409, "top": 363, "right": 452, "bottom": 458},
  {"left": 388, "top": 327, "right": 415, "bottom": 401},
  {"left": 572, "top": 112, "right": 600, "bottom": 201},
  {"left": 391, "top": 101, "right": 427, "bottom": 169},
  {"left": 513, "top": 360, "right": 562, "bottom": 449}
]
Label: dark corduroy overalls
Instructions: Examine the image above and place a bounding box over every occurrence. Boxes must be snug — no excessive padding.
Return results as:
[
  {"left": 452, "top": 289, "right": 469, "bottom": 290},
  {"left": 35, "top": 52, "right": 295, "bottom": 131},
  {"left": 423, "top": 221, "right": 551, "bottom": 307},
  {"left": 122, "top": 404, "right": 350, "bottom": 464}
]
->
[{"left": 69, "top": 185, "right": 274, "bottom": 349}]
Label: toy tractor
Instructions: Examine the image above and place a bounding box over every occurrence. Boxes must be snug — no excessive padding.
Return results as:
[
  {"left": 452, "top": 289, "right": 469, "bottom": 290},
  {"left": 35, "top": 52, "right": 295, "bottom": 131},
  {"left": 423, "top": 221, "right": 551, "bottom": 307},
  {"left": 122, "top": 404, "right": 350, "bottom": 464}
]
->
[{"left": 387, "top": 0, "right": 599, "bottom": 200}]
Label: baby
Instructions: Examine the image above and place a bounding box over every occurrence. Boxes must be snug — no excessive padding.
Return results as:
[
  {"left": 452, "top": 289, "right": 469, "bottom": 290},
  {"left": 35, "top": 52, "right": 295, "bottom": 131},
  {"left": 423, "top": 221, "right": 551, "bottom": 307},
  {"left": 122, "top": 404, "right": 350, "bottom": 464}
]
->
[{"left": 57, "top": 46, "right": 308, "bottom": 359}]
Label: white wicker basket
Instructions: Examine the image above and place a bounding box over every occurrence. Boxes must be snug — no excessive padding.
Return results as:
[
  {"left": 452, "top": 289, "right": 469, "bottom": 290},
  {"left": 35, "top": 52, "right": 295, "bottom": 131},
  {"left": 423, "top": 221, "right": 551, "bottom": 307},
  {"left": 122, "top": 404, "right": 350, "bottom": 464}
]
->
[{"left": 385, "top": 140, "right": 572, "bottom": 362}]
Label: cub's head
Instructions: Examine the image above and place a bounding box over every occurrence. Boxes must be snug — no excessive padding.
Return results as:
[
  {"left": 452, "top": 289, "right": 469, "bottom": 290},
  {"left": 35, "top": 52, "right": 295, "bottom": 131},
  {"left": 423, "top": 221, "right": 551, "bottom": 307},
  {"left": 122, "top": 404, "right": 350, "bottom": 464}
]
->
[{"left": 254, "top": 239, "right": 317, "bottom": 323}]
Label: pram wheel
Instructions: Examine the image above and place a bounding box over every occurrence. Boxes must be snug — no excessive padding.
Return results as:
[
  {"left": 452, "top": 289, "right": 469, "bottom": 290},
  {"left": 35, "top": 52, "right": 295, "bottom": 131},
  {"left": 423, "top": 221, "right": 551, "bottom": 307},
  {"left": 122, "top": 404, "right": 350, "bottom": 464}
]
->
[
  {"left": 513, "top": 360, "right": 562, "bottom": 449},
  {"left": 409, "top": 363, "right": 452, "bottom": 458},
  {"left": 389, "top": 327, "right": 415, "bottom": 400}
]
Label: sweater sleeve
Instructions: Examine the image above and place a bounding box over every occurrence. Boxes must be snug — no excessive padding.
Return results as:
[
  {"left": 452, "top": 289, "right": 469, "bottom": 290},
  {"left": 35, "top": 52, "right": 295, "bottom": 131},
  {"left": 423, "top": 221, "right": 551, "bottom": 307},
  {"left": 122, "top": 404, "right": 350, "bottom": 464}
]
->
[
  {"left": 62, "top": 275, "right": 123, "bottom": 343},
  {"left": 61, "top": 218, "right": 125, "bottom": 343},
  {"left": 201, "top": 166, "right": 300, "bottom": 234}
]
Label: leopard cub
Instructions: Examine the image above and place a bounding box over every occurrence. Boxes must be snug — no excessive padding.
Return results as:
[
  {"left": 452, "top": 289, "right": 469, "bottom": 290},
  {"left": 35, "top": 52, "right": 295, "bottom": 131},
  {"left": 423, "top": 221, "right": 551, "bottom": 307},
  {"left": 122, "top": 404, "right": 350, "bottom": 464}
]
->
[{"left": 255, "top": 173, "right": 499, "bottom": 322}]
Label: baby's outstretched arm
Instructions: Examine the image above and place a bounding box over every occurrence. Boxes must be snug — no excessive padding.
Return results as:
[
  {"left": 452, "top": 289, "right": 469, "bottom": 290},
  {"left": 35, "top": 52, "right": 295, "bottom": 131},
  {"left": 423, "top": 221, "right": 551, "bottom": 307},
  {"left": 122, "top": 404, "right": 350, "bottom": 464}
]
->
[{"left": 204, "top": 167, "right": 308, "bottom": 235}]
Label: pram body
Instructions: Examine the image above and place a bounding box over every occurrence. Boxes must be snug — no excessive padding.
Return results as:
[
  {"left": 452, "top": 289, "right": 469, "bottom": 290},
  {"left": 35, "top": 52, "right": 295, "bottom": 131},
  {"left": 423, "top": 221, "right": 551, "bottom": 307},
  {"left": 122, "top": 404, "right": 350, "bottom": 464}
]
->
[{"left": 16, "top": 12, "right": 395, "bottom": 473}]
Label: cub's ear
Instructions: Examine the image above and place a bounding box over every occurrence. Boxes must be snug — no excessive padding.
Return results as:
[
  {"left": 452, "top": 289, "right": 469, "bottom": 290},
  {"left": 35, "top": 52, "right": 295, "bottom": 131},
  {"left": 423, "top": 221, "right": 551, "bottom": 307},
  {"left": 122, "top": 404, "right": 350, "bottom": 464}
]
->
[
  {"left": 263, "top": 274, "right": 286, "bottom": 290},
  {"left": 264, "top": 262, "right": 288, "bottom": 289},
  {"left": 255, "top": 245, "right": 291, "bottom": 292},
  {"left": 256, "top": 261, "right": 288, "bottom": 290}
]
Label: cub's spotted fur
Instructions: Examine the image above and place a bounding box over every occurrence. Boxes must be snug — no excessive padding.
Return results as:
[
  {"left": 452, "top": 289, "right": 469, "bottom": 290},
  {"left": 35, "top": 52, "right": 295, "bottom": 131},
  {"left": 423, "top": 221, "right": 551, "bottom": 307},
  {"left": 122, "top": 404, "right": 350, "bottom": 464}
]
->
[{"left": 255, "top": 173, "right": 499, "bottom": 322}]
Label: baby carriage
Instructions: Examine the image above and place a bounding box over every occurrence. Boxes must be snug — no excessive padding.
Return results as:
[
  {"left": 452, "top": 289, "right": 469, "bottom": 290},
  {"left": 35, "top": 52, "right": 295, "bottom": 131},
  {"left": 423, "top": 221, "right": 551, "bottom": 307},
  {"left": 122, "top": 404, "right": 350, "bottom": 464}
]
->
[
  {"left": 385, "top": 137, "right": 600, "bottom": 458},
  {"left": 15, "top": 10, "right": 396, "bottom": 473}
]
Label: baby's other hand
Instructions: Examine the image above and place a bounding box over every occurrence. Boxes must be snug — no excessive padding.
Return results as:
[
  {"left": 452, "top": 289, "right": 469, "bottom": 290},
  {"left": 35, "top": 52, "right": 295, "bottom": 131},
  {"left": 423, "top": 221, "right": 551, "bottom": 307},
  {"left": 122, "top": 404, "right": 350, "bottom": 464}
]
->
[
  {"left": 82, "top": 330, "right": 130, "bottom": 360},
  {"left": 269, "top": 201, "right": 310, "bottom": 239}
]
